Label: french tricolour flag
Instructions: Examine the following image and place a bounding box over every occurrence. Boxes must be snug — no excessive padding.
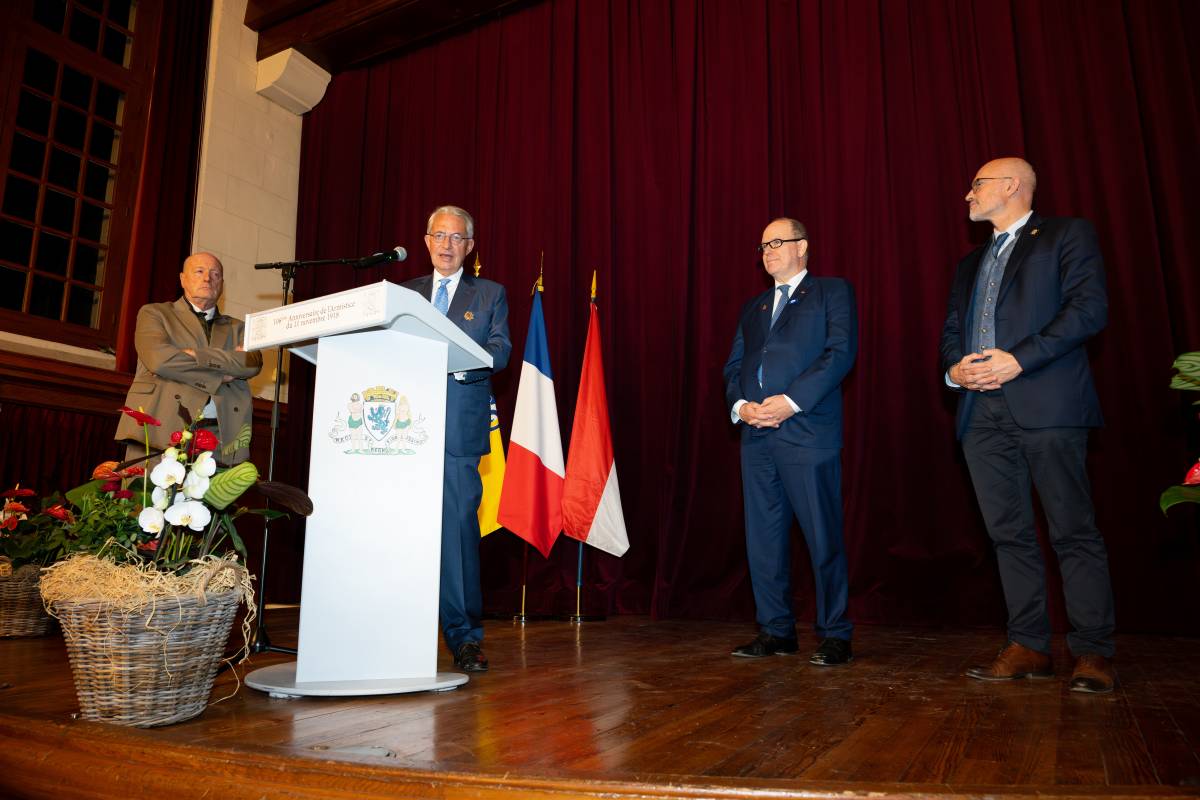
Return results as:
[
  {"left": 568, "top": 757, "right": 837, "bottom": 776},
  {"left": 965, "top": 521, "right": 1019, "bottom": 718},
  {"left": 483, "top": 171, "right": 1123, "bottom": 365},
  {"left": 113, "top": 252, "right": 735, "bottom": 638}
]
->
[
  {"left": 562, "top": 300, "right": 629, "bottom": 556},
  {"left": 497, "top": 290, "right": 564, "bottom": 557}
]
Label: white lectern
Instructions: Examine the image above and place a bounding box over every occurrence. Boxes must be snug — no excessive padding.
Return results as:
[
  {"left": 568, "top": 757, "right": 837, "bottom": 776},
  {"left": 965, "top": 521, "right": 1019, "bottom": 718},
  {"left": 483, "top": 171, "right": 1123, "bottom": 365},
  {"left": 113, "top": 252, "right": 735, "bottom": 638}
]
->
[{"left": 241, "top": 280, "right": 491, "bottom": 698}]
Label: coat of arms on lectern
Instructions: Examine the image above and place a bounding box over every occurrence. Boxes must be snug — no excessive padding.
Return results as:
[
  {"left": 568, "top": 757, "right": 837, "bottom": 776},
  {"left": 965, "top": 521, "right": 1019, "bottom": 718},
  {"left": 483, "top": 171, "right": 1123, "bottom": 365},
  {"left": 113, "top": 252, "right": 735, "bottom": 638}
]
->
[{"left": 328, "top": 384, "right": 429, "bottom": 456}]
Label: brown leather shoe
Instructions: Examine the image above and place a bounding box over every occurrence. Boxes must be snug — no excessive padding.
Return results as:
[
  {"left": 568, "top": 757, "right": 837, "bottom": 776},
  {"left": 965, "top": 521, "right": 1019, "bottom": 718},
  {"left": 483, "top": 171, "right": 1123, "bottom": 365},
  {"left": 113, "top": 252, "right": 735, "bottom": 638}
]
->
[
  {"left": 1070, "top": 653, "right": 1115, "bottom": 694},
  {"left": 966, "top": 641, "right": 1053, "bottom": 681}
]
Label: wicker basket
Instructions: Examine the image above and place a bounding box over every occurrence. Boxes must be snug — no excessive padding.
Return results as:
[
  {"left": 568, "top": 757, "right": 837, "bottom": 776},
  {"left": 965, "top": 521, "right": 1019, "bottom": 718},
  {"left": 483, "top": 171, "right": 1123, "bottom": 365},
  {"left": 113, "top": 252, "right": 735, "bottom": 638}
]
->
[
  {"left": 51, "top": 588, "right": 242, "bottom": 727},
  {"left": 0, "top": 564, "right": 53, "bottom": 637}
]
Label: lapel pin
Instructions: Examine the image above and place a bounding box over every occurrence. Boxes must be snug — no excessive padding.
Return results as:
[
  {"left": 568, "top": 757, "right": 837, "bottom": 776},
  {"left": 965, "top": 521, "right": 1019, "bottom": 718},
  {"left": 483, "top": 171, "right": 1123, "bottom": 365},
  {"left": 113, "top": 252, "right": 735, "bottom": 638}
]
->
[
  {"left": 464, "top": 311, "right": 475, "bottom": 321},
  {"left": 761, "top": 304, "right": 769, "bottom": 312},
  {"left": 1029, "top": 228, "right": 1039, "bottom": 237}
]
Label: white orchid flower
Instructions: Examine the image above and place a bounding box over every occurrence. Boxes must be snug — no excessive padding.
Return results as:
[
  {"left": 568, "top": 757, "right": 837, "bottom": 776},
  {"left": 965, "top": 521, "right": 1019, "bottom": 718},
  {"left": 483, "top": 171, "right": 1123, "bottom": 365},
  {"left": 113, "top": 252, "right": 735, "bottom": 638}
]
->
[
  {"left": 164, "top": 499, "right": 211, "bottom": 531},
  {"left": 138, "top": 507, "right": 165, "bottom": 534},
  {"left": 163, "top": 447, "right": 180, "bottom": 462},
  {"left": 150, "top": 458, "right": 186, "bottom": 489},
  {"left": 151, "top": 486, "right": 169, "bottom": 510},
  {"left": 181, "top": 469, "right": 210, "bottom": 499},
  {"left": 192, "top": 451, "right": 217, "bottom": 477}
]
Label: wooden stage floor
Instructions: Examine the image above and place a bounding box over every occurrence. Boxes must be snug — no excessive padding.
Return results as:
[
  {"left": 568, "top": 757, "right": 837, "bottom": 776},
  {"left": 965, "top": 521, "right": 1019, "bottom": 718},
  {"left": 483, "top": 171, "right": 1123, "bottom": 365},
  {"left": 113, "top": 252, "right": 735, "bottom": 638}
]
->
[{"left": 2, "top": 610, "right": 1199, "bottom": 799}]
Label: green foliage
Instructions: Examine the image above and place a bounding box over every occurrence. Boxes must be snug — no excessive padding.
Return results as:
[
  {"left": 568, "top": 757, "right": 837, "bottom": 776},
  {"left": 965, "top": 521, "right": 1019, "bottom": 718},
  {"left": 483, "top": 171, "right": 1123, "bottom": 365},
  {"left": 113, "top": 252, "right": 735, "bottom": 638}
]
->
[
  {"left": 68, "top": 491, "right": 145, "bottom": 555},
  {"left": 0, "top": 496, "right": 70, "bottom": 568},
  {"left": 1161, "top": 485, "right": 1200, "bottom": 514},
  {"left": 1161, "top": 351, "right": 1200, "bottom": 516}
]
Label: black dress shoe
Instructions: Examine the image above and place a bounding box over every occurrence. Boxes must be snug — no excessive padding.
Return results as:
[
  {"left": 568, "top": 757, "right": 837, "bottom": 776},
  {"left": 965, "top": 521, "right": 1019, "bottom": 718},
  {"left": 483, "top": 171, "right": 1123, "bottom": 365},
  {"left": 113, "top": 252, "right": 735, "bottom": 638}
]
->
[
  {"left": 732, "top": 631, "right": 799, "bottom": 658},
  {"left": 454, "top": 641, "right": 489, "bottom": 672},
  {"left": 810, "top": 637, "right": 852, "bottom": 666}
]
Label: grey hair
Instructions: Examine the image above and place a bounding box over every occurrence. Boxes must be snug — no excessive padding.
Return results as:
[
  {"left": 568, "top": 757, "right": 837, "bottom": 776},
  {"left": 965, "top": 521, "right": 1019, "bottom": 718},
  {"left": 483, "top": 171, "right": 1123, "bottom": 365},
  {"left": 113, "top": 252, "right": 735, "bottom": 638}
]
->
[
  {"left": 427, "top": 205, "right": 475, "bottom": 239},
  {"left": 770, "top": 217, "right": 808, "bottom": 242}
]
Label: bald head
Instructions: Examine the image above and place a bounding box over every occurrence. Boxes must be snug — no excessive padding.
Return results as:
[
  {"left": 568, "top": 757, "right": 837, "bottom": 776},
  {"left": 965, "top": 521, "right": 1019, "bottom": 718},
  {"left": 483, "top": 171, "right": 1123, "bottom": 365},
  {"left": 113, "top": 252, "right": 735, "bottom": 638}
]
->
[
  {"left": 180, "top": 252, "right": 224, "bottom": 310},
  {"left": 966, "top": 157, "right": 1036, "bottom": 230}
]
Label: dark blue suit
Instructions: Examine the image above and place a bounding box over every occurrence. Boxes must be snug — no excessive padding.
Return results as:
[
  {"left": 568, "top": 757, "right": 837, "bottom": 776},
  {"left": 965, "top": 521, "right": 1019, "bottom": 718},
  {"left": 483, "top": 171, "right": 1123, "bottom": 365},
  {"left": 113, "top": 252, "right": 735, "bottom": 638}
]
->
[
  {"left": 939, "top": 214, "right": 1115, "bottom": 657},
  {"left": 724, "top": 274, "right": 857, "bottom": 641},
  {"left": 402, "top": 273, "right": 511, "bottom": 651}
]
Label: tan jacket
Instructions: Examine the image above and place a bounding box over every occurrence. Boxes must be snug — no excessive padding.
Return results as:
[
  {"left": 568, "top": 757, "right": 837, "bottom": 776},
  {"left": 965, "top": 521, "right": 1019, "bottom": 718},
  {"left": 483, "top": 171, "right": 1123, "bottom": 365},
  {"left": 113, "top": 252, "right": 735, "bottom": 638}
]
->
[{"left": 116, "top": 297, "right": 263, "bottom": 463}]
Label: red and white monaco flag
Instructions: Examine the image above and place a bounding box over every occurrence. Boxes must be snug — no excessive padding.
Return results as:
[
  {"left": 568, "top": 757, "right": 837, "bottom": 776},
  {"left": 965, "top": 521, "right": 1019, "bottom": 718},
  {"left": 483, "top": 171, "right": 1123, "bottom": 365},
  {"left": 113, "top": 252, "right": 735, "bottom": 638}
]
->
[{"left": 562, "top": 301, "right": 629, "bottom": 556}]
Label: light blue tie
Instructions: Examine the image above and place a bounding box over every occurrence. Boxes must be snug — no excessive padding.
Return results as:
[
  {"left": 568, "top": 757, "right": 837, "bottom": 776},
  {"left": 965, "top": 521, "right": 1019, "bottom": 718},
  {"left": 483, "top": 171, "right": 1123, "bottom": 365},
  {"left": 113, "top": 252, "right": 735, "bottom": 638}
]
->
[
  {"left": 757, "top": 285, "right": 791, "bottom": 386},
  {"left": 434, "top": 278, "right": 450, "bottom": 315}
]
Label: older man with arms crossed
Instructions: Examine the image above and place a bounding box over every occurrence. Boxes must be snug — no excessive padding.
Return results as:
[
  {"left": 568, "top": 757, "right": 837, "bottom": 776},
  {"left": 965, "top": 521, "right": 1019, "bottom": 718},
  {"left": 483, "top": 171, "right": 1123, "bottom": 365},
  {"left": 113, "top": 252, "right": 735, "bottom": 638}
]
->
[
  {"left": 117, "top": 253, "right": 262, "bottom": 464},
  {"left": 940, "top": 157, "right": 1116, "bottom": 693}
]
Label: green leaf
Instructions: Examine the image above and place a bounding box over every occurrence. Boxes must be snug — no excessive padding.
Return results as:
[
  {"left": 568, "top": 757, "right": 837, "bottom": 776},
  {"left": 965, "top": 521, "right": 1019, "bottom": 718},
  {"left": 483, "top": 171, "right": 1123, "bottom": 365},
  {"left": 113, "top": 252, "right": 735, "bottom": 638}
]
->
[
  {"left": 1160, "top": 485, "right": 1200, "bottom": 514},
  {"left": 245, "top": 508, "right": 289, "bottom": 522},
  {"left": 65, "top": 479, "right": 106, "bottom": 507},
  {"left": 1169, "top": 351, "right": 1200, "bottom": 392}
]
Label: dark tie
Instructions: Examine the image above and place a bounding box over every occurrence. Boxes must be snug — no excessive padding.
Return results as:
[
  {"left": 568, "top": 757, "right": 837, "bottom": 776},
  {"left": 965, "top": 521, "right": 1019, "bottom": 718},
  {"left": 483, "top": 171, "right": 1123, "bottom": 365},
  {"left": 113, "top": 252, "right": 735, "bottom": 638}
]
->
[
  {"left": 991, "top": 231, "right": 1010, "bottom": 259},
  {"left": 194, "top": 309, "right": 213, "bottom": 341}
]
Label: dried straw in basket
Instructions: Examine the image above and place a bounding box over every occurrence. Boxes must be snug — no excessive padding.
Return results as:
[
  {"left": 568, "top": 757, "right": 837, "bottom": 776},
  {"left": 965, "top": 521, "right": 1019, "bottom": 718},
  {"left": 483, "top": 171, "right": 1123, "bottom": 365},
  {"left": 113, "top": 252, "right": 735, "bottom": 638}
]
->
[{"left": 40, "top": 555, "right": 256, "bottom": 727}]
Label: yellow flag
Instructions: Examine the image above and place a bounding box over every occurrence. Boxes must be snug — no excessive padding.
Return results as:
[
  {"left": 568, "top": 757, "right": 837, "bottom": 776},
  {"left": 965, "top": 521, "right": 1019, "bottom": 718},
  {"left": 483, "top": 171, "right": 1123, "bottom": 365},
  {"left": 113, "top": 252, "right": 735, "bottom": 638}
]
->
[{"left": 477, "top": 395, "right": 506, "bottom": 536}]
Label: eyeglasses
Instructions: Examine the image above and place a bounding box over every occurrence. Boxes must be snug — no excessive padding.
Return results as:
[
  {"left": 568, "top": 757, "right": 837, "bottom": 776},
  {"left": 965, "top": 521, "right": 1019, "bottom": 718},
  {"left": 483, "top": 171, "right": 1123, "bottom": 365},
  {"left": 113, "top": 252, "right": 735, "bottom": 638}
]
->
[
  {"left": 757, "top": 237, "right": 806, "bottom": 253},
  {"left": 427, "top": 231, "right": 471, "bottom": 245},
  {"left": 969, "top": 177, "right": 1012, "bottom": 191}
]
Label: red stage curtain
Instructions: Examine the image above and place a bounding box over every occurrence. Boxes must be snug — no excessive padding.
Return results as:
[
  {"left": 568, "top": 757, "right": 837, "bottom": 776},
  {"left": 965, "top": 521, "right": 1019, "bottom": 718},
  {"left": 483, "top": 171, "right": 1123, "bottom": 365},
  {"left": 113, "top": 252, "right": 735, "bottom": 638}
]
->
[{"left": 291, "top": 0, "right": 1200, "bottom": 632}]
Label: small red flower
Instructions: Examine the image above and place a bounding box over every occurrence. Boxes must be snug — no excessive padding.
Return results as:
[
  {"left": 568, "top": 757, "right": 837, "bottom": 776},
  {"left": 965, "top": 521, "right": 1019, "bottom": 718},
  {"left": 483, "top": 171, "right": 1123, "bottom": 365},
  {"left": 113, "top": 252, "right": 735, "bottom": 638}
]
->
[
  {"left": 137, "top": 539, "right": 159, "bottom": 552},
  {"left": 120, "top": 465, "right": 145, "bottom": 478},
  {"left": 0, "top": 485, "right": 36, "bottom": 498},
  {"left": 101, "top": 480, "right": 121, "bottom": 493},
  {"left": 112, "top": 489, "right": 134, "bottom": 500},
  {"left": 1184, "top": 461, "right": 1200, "bottom": 486},
  {"left": 170, "top": 430, "right": 184, "bottom": 445},
  {"left": 3, "top": 501, "right": 30, "bottom": 515},
  {"left": 0, "top": 517, "right": 16, "bottom": 531},
  {"left": 44, "top": 505, "right": 74, "bottom": 524},
  {"left": 193, "top": 429, "right": 219, "bottom": 452},
  {"left": 119, "top": 406, "right": 161, "bottom": 427}
]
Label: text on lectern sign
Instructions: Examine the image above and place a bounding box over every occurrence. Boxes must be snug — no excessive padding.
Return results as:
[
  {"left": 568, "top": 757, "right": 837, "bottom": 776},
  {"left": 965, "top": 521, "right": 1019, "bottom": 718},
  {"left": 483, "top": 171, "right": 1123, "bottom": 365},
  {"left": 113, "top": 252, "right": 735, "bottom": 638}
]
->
[{"left": 243, "top": 283, "right": 388, "bottom": 351}]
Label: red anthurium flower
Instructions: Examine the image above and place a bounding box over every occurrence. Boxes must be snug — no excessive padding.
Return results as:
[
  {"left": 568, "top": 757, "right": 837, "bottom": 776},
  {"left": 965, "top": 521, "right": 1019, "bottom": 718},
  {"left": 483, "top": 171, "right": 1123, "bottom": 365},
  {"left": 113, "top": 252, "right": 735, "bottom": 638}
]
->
[
  {"left": 0, "top": 517, "right": 16, "bottom": 531},
  {"left": 137, "top": 539, "right": 159, "bottom": 552},
  {"left": 1185, "top": 461, "right": 1200, "bottom": 486},
  {"left": 119, "top": 406, "right": 162, "bottom": 427},
  {"left": 92, "top": 461, "right": 120, "bottom": 480},
  {"left": 193, "top": 429, "right": 219, "bottom": 451},
  {"left": 0, "top": 485, "right": 36, "bottom": 498},
  {"left": 112, "top": 489, "right": 134, "bottom": 500},
  {"left": 3, "top": 501, "right": 30, "bottom": 515},
  {"left": 101, "top": 481, "right": 121, "bottom": 493},
  {"left": 44, "top": 505, "right": 74, "bottom": 523},
  {"left": 120, "top": 465, "right": 145, "bottom": 478},
  {"left": 170, "top": 430, "right": 184, "bottom": 445}
]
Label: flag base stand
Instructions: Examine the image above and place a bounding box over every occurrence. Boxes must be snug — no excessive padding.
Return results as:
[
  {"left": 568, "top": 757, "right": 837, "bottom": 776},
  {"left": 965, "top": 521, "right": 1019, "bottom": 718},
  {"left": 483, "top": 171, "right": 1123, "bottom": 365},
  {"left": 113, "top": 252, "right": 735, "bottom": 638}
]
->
[
  {"left": 511, "top": 613, "right": 553, "bottom": 624},
  {"left": 564, "top": 614, "right": 606, "bottom": 623}
]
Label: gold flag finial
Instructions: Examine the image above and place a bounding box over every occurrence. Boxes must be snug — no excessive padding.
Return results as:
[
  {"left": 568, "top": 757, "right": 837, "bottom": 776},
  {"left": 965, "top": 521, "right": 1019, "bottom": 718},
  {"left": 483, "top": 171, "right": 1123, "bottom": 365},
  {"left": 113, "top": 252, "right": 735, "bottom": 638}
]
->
[
  {"left": 590, "top": 269, "right": 597, "bottom": 302},
  {"left": 532, "top": 251, "right": 544, "bottom": 295},
  {"left": 473, "top": 253, "right": 481, "bottom": 277}
]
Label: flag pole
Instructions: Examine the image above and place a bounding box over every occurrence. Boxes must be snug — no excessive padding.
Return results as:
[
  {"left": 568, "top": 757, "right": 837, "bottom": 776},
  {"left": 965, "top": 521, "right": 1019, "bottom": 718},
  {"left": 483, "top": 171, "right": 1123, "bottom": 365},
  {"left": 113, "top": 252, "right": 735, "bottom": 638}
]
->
[
  {"left": 514, "top": 541, "right": 532, "bottom": 623},
  {"left": 568, "top": 270, "right": 607, "bottom": 624}
]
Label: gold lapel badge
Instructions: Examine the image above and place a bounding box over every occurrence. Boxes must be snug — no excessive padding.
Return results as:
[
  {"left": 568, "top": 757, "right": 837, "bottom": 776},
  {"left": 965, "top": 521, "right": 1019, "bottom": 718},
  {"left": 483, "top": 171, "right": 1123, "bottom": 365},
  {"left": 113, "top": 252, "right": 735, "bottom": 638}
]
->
[
  {"left": 1029, "top": 228, "right": 1040, "bottom": 237},
  {"left": 761, "top": 304, "right": 769, "bottom": 312},
  {"left": 464, "top": 311, "right": 475, "bottom": 321}
]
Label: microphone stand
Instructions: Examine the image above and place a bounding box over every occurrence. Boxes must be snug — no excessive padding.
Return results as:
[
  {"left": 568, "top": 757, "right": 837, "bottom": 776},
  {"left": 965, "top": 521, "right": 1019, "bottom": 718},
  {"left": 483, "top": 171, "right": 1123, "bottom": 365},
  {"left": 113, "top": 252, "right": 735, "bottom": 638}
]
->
[{"left": 249, "top": 255, "right": 374, "bottom": 655}]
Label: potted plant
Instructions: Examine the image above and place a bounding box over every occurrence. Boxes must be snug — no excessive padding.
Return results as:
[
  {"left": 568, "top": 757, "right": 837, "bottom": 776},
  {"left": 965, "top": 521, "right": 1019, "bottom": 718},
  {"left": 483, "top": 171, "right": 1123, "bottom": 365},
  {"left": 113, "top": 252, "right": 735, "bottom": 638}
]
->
[
  {"left": 38, "top": 406, "right": 311, "bottom": 727},
  {"left": 0, "top": 485, "right": 75, "bottom": 637},
  {"left": 1161, "top": 352, "right": 1200, "bottom": 514}
]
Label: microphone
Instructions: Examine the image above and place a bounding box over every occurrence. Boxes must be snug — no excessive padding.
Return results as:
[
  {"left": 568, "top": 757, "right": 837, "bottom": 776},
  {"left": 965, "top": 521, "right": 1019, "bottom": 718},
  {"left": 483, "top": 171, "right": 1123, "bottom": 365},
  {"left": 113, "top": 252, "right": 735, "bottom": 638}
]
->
[{"left": 356, "top": 246, "right": 407, "bottom": 268}]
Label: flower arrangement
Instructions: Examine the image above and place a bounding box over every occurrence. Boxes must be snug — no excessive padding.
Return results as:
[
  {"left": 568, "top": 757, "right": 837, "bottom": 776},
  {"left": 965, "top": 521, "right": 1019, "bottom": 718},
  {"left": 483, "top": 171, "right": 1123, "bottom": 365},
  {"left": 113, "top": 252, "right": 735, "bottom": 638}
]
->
[
  {"left": 0, "top": 484, "right": 79, "bottom": 572},
  {"left": 1161, "top": 351, "right": 1200, "bottom": 514}
]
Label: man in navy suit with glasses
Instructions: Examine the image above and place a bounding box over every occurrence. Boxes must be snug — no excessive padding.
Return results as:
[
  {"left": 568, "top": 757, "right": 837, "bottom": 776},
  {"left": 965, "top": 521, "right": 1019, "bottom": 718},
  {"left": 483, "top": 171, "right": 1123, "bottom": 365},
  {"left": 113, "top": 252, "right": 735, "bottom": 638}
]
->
[{"left": 724, "top": 217, "right": 858, "bottom": 666}]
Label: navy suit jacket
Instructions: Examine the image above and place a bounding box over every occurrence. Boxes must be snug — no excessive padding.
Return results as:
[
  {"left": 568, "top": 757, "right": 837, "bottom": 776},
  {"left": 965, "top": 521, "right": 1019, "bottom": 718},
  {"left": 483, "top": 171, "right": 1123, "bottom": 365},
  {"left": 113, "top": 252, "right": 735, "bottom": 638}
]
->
[
  {"left": 724, "top": 274, "right": 858, "bottom": 450},
  {"left": 939, "top": 214, "right": 1107, "bottom": 439},
  {"left": 402, "top": 273, "right": 512, "bottom": 457}
]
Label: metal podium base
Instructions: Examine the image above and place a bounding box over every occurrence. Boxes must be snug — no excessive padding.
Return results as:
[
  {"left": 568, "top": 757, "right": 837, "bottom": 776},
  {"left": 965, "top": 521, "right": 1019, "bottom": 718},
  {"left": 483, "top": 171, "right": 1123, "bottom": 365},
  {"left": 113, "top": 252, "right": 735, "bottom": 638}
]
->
[{"left": 246, "top": 662, "right": 469, "bottom": 699}]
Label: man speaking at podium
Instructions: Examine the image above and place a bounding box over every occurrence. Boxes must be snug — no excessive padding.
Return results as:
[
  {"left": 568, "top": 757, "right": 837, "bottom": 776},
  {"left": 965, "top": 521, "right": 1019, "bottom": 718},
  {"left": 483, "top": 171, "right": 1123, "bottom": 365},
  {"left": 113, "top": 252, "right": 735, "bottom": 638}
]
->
[{"left": 403, "top": 205, "right": 511, "bottom": 673}]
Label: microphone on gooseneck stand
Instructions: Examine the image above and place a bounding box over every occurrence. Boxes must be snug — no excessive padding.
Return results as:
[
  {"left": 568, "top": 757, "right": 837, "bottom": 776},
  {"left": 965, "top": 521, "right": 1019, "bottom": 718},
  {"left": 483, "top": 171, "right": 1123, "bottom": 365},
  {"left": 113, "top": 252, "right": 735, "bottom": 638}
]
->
[{"left": 355, "top": 246, "right": 408, "bottom": 268}]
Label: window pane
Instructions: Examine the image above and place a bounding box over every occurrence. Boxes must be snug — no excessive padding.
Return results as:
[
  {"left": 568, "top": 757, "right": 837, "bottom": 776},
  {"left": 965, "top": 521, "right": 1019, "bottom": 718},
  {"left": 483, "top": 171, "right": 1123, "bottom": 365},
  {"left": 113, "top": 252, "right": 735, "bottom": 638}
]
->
[
  {"left": 2, "top": 176, "right": 40, "bottom": 222},
  {"left": 77, "top": 0, "right": 104, "bottom": 12},
  {"left": 109, "top": 0, "right": 136, "bottom": 30},
  {"left": 0, "top": 267, "right": 28, "bottom": 311},
  {"left": 73, "top": 241, "right": 104, "bottom": 284},
  {"left": 102, "top": 27, "right": 130, "bottom": 67},
  {"left": 48, "top": 147, "right": 82, "bottom": 191},
  {"left": 60, "top": 66, "right": 93, "bottom": 111},
  {"left": 67, "top": 284, "right": 99, "bottom": 326},
  {"left": 89, "top": 122, "right": 119, "bottom": 163},
  {"left": 95, "top": 82, "right": 125, "bottom": 124},
  {"left": 32, "top": 0, "right": 67, "bottom": 34},
  {"left": 9, "top": 133, "right": 47, "bottom": 178},
  {"left": 29, "top": 275, "right": 65, "bottom": 319},
  {"left": 16, "top": 91, "right": 52, "bottom": 136},
  {"left": 0, "top": 220, "right": 35, "bottom": 266},
  {"left": 83, "top": 161, "right": 114, "bottom": 202},
  {"left": 78, "top": 201, "right": 109, "bottom": 241},
  {"left": 35, "top": 230, "right": 71, "bottom": 275},
  {"left": 69, "top": 9, "right": 102, "bottom": 51},
  {"left": 42, "top": 189, "right": 76, "bottom": 233},
  {"left": 23, "top": 50, "right": 58, "bottom": 96},
  {"left": 54, "top": 105, "right": 87, "bottom": 150}
]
